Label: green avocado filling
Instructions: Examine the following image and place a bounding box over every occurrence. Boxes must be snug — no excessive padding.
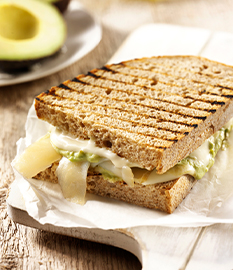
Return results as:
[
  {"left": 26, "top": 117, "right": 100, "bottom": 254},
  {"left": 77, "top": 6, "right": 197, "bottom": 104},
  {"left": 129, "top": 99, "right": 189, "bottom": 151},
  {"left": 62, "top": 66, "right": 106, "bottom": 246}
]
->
[
  {"left": 55, "top": 148, "right": 102, "bottom": 163},
  {"left": 55, "top": 147, "right": 120, "bottom": 182},
  {"left": 175, "top": 127, "right": 225, "bottom": 180},
  {"left": 94, "top": 166, "right": 122, "bottom": 183},
  {"left": 171, "top": 124, "right": 232, "bottom": 180}
]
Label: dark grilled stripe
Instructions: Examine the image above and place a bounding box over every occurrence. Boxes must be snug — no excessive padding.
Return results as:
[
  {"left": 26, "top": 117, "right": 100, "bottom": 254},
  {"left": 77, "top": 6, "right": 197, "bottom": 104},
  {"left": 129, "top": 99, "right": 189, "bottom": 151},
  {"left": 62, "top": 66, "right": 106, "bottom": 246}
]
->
[
  {"left": 211, "top": 101, "right": 225, "bottom": 105},
  {"left": 132, "top": 58, "right": 233, "bottom": 90},
  {"left": 75, "top": 82, "right": 210, "bottom": 122},
  {"left": 62, "top": 79, "right": 208, "bottom": 125},
  {"left": 223, "top": 94, "right": 233, "bottom": 99},
  {"left": 87, "top": 71, "right": 99, "bottom": 78},
  {"left": 59, "top": 83, "right": 71, "bottom": 90},
  {"left": 108, "top": 63, "right": 233, "bottom": 98},
  {"left": 38, "top": 98, "right": 176, "bottom": 147},
  {"left": 194, "top": 116, "right": 207, "bottom": 120},
  {"left": 46, "top": 88, "right": 193, "bottom": 138},
  {"left": 72, "top": 77, "right": 86, "bottom": 84},
  {"left": 209, "top": 109, "right": 216, "bottom": 113},
  {"left": 77, "top": 75, "right": 212, "bottom": 118},
  {"left": 101, "top": 66, "right": 117, "bottom": 73},
  {"left": 90, "top": 69, "right": 227, "bottom": 110}
]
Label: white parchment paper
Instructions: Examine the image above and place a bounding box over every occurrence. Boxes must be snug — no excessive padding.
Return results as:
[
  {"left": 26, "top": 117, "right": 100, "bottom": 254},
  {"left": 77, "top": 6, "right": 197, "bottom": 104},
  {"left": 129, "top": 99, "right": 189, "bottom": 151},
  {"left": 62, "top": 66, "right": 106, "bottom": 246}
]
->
[{"left": 9, "top": 103, "right": 233, "bottom": 229}]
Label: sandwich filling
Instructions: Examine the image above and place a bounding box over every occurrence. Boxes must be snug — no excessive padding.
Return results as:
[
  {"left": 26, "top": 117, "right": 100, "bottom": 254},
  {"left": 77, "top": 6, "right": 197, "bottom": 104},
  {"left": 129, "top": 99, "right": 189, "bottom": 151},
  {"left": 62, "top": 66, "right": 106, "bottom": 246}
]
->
[{"left": 14, "top": 118, "right": 233, "bottom": 205}]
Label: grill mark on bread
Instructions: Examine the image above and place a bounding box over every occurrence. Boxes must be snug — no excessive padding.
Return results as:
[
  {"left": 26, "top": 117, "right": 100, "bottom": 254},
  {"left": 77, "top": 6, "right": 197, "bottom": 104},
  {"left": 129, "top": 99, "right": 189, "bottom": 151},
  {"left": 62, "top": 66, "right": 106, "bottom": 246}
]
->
[
  {"left": 37, "top": 98, "right": 175, "bottom": 148},
  {"left": 56, "top": 82, "right": 208, "bottom": 130},
  {"left": 101, "top": 65, "right": 117, "bottom": 73},
  {"left": 43, "top": 91, "right": 191, "bottom": 141},
  {"left": 62, "top": 80, "right": 211, "bottom": 121},
  {"left": 138, "top": 56, "right": 233, "bottom": 83},
  {"left": 50, "top": 84, "right": 195, "bottom": 126},
  {"left": 212, "top": 101, "right": 225, "bottom": 105},
  {"left": 87, "top": 71, "right": 99, "bottom": 78},
  {"left": 58, "top": 83, "right": 71, "bottom": 90},
  {"left": 107, "top": 63, "right": 233, "bottom": 100},
  {"left": 194, "top": 116, "right": 207, "bottom": 120},
  {"left": 41, "top": 65, "right": 226, "bottom": 149},
  {"left": 74, "top": 76, "right": 213, "bottom": 119},
  {"left": 123, "top": 56, "right": 233, "bottom": 89},
  {"left": 209, "top": 109, "right": 216, "bottom": 114},
  {"left": 92, "top": 69, "right": 228, "bottom": 109},
  {"left": 223, "top": 94, "right": 233, "bottom": 99},
  {"left": 71, "top": 77, "right": 85, "bottom": 83}
]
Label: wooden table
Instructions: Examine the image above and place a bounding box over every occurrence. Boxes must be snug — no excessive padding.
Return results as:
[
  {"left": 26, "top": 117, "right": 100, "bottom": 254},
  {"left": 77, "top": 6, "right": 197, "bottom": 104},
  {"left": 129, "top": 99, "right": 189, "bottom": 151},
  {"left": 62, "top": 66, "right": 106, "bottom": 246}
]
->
[{"left": 2, "top": 0, "right": 233, "bottom": 269}]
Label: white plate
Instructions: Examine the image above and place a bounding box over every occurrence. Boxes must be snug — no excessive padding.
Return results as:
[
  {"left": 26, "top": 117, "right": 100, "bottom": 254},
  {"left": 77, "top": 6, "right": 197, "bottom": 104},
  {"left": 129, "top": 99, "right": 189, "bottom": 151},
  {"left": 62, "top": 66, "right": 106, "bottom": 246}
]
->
[{"left": 0, "top": 1, "right": 102, "bottom": 86}]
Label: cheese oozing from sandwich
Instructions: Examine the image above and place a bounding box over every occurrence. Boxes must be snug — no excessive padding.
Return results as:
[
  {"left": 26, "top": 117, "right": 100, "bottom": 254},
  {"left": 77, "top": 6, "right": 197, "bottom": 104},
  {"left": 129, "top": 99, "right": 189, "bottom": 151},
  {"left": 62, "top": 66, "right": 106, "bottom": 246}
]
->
[
  {"left": 13, "top": 118, "right": 233, "bottom": 205},
  {"left": 50, "top": 118, "right": 232, "bottom": 187}
]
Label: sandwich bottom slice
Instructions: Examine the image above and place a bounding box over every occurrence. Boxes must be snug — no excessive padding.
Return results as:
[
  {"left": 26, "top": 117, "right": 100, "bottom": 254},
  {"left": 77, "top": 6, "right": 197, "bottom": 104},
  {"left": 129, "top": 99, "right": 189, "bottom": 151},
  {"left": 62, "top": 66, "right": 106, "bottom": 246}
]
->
[{"left": 35, "top": 161, "right": 197, "bottom": 214}]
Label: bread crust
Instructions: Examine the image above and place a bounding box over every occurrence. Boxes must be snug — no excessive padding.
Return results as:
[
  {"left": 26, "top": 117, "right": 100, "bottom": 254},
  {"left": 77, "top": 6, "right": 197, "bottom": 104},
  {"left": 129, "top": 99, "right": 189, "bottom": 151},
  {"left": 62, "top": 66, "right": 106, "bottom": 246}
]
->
[
  {"left": 35, "top": 55, "right": 233, "bottom": 173},
  {"left": 34, "top": 162, "right": 196, "bottom": 214}
]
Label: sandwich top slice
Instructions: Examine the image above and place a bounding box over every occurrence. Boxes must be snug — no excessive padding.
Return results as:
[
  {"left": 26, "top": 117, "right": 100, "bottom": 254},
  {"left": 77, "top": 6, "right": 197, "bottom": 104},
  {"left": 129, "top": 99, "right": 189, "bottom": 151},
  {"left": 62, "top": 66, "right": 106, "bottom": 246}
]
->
[{"left": 13, "top": 55, "right": 233, "bottom": 213}]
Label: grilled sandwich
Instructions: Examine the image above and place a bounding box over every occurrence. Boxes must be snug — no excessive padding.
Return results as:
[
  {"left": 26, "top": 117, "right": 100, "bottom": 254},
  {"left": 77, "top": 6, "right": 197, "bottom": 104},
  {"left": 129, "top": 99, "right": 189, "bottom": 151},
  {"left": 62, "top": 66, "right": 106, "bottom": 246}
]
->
[{"left": 14, "top": 55, "right": 233, "bottom": 213}]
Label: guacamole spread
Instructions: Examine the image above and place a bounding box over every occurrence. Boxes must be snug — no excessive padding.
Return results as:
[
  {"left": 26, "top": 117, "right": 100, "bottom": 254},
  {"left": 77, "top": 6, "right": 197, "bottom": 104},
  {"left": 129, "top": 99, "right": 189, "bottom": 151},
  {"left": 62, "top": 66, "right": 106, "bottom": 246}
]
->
[
  {"left": 55, "top": 148, "right": 102, "bottom": 163},
  {"left": 175, "top": 127, "right": 225, "bottom": 180}
]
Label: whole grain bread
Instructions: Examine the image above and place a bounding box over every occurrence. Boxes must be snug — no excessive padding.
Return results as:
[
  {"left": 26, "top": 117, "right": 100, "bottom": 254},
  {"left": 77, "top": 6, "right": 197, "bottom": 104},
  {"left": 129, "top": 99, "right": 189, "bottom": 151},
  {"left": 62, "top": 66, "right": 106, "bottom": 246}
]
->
[
  {"left": 35, "top": 55, "right": 233, "bottom": 174},
  {"left": 35, "top": 162, "right": 197, "bottom": 213}
]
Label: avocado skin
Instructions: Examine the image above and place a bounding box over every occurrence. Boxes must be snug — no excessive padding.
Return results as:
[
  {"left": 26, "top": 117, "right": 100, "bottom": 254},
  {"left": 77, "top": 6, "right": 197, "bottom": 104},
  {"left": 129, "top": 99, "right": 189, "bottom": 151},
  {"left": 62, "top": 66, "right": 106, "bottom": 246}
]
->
[
  {"left": 54, "top": 0, "right": 71, "bottom": 13},
  {"left": 0, "top": 50, "right": 60, "bottom": 72}
]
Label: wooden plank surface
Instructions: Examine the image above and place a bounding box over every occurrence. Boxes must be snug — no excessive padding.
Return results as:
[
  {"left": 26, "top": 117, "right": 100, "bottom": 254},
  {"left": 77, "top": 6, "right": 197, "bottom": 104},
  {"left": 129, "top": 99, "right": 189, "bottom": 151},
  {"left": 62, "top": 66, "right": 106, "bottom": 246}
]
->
[
  {"left": 2, "top": 0, "right": 233, "bottom": 269},
  {"left": 186, "top": 224, "right": 233, "bottom": 270}
]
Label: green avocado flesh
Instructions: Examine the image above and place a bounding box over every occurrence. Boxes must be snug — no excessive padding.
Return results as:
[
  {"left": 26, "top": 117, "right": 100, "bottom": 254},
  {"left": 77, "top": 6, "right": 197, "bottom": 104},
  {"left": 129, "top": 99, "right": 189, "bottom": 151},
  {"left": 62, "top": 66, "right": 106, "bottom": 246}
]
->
[
  {"left": 0, "top": 0, "right": 66, "bottom": 70},
  {"left": 174, "top": 128, "right": 226, "bottom": 180},
  {"left": 94, "top": 166, "right": 122, "bottom": 183},
  {"left": 56, "top": 148, "right": 103, "bottom": 164},
  {"left": 152, "top": 122, "right": 233, "bottom": 182},
  {"left": 53, "top": 120, "right": 233, "bottom": 184},
  {"left": 56, "top": 146, "right": 122, "bottom": 182}
]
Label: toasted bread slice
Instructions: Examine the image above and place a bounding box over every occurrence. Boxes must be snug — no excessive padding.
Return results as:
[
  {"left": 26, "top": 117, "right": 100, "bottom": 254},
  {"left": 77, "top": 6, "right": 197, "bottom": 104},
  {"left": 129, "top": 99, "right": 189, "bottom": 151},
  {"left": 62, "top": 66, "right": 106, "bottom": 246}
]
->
[
  {"left": 35, "top": 162, "right": 196, "bottom": 213},
  {"left": 35, "top": 55, "right": 233, "bottom": 174}
]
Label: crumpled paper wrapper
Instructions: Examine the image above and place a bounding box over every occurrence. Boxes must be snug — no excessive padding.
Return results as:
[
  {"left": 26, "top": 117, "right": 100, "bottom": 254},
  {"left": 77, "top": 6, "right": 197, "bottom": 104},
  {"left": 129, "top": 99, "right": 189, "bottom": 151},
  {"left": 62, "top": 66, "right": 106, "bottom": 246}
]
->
[{"left": 8, "top": 103, "right": 233, "bottom": 229}]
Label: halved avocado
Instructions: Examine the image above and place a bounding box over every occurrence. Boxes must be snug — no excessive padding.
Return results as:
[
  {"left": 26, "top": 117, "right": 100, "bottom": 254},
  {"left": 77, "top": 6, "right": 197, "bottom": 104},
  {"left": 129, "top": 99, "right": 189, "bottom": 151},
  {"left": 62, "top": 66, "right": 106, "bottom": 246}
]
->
[
  {"left": 0, "top": 0, "right": 66, "bottom": 71},
  {"left": 41, "top": 0, "right": 71, "bottom": 13}
]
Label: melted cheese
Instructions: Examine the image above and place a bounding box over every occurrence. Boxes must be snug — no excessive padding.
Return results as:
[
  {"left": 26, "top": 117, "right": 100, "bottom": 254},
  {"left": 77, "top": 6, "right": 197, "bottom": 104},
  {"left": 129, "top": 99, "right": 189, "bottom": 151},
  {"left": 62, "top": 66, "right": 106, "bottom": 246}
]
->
[
  {"left": 50, "top": 127, "right": 136, "bottom": 186},
  {"left": 189, "top": 139, "right": 211, "bottom": 167},
  {"left": 50, "top": 120, "right": 232, "bottom": 188},
  {"left": 13, "top": 133, "right": 62, "bottom": 179},
  {"left": 99, "top": 161, "right": 134, "bottom": 187},
  {"left": 50, "top": 127, "right": 136, "bottom": 168},
  {"left": 56, "top": 157, "right": 89, "bottom": 205}
]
